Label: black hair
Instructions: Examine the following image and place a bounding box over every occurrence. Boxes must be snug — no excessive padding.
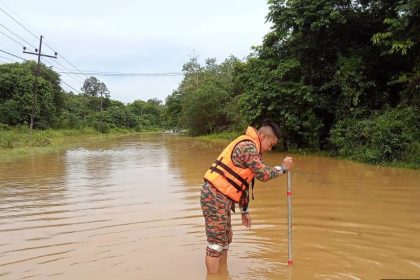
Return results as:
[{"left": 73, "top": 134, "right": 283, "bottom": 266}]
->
[{"left": 261, "top": 119, "right": 281, "bottom": 139}]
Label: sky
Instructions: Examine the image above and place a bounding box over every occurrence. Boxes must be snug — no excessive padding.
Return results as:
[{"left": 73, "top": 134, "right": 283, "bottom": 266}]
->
[{"left": 0, "top": 0, "right": 272, "bottom": 104}]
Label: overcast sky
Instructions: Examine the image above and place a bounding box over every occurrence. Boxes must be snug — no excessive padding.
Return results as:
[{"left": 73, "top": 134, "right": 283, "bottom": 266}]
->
[{"left": 0, "top": 0, "right": 271, "bottom": 103}]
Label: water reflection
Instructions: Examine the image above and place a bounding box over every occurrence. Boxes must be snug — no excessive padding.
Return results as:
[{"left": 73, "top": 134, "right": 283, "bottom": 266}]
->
[{"left": 0, "top": 134, "right": 419, "bottom": 280}]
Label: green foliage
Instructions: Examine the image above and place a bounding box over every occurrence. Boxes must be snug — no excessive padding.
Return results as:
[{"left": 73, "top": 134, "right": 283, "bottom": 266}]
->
[
  {"left": 371, "top": 0, "right": 419, "bottom": 55},
  {"left": 0, "top": 61, "right": 165, "bottom": 134},
  {"left": 0, "top": 128, "right": 50, "bottom": 149},
  {"left": 127, "top": 98, "right": 163, "bottom": 129},
  {"left": 167, "top": 56, "right": 239, "bottom": 135},
  {"left": 163, "top": 90, "right": 182, "bottom": 128},
  {"left": 197, "top": 131, "right": 241, "bottom": 141},
  {"left": 0, "top": 0, "right": 418, "bottom": 167},
  {"left": 0, "top": 99, "right": 20, "bottom": 125},
  {"left": 107, "top": 106, "right": 137, "bottom": 128},
  {"left": 331, "top": 107, "right": 419, "bottom": 164},
  {"left": 0, "top": 61, "right": 62, "bottom": 129},
  {"left": 97, "top": 122, "right": 110, "bottom": 134},
  {"left": 233, "top": 55, "right": 323, "bottom": 148},
  {"left": 81, "top": 76, "right": 110, "bottom": 98},
  {"left": 170, "top": 0, "right": 419, "bottom": 166}
]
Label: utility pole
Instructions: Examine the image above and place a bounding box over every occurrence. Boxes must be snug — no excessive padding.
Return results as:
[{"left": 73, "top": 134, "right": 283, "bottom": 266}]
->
[
  {"left": 193, "top": 49, "right": 199, "bottom": 90},
  {"left": 23, "top": 35, "right": 57, "bottom": 133}
]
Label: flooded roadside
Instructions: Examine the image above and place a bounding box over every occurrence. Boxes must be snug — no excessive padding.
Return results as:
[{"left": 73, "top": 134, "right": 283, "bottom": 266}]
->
[{"left": 1, "top": 134, "right": 419, "bottom": 279}]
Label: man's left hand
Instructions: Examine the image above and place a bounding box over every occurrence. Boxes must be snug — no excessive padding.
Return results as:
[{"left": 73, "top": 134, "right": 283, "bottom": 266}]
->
[{"left": 241, "top": 213, "right": 252, "bottom": 229}]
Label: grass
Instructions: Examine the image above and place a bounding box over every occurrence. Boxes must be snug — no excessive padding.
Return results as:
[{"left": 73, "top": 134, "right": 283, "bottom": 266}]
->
[
  {"left": 2, "top": 127, "right": 417, "bottom": 169},
  {"left": 0, "top": 127, "right": 143, "bottom": 162},
  {"left": 197, "top": 131, "right": 241, "bottom": 141},
  {"left": 197, "top": 131, "right": 419, "bottom": 170}
]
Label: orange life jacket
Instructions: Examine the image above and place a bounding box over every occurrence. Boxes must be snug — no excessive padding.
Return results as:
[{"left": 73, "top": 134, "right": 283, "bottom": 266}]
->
[{"left": 203, "top": 127, "right": 261, "bottom": 202}]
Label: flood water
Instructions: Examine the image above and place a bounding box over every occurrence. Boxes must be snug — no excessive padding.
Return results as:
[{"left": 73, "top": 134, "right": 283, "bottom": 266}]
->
[{"left": 0, "top": 134, "right": 419, "bottom": 280}]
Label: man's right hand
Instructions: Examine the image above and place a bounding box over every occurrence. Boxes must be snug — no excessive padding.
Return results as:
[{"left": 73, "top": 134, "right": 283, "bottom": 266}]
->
[{"left": 282, "top": 156, "right": 293, "bottom": 171}]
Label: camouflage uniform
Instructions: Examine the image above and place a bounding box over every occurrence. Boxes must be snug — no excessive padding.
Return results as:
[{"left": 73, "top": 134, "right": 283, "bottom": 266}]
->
[{"left": 200, "top": 140, "right": 281, "bottom": 257}]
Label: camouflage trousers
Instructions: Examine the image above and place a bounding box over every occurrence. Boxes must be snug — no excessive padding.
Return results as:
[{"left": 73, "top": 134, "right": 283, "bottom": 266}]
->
[{"left": 200, "top": 181, "right": 233, "bottom": 257}]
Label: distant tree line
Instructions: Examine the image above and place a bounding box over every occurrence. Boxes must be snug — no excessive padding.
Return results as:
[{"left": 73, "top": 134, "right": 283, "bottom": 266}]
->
[
  {"left": 0, "top": 61, "right": 164, "bottom": 133},
  {"left": 1, "top": 0, "right": 418, "bottom": 166},
  {"left": 164, "top": 0, "right": 419, "bottom": 165}
]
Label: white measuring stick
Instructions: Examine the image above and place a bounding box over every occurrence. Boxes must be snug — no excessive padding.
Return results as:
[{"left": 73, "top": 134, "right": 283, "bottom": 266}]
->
[{"left": 287, "top": 171, "right": 293, "bottom": 265}]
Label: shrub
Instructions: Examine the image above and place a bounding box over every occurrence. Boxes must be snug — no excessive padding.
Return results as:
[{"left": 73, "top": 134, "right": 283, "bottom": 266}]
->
[
  {"left": 330, "top": 107, "right": 419, "bottom": 164},
  {"left": 0, "top": 123, "right": 10, "bottom": 130},
  {"left": 97, "top": 122, "right": 110, "bottom": 134}
]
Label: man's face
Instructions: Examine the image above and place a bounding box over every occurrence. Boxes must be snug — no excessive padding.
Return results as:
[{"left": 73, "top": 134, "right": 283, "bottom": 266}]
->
[{"left": 261, "top": 132, "right": 278, "bottom": 153}]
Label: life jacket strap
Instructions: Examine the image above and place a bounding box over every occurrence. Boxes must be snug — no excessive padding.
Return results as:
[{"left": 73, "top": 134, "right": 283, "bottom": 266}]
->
[
  {"left": 214, "top": 159, "right": 249, "bottom": 189},
  {"left": 251, "top": 178, "right": 255, "bottom": 200},
  {"left": 240, "top": 178, "right": 255, "bottom": 213},
  {"left": 209, "top": 166, "right": 243, "bottom": 193}
]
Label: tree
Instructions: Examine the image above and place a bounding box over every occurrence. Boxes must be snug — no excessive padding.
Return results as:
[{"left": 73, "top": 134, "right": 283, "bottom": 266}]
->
[
  {"left": 172, "top": 56, "right": 239, "bottom": 135},
  {"left": 370, "top": 0, "right": 420, "bottom": 107},
  {"left": 127, "top": 99, "right": 163, "bottom": 129},
  {"left": 229, "top": 0, "right": 419, "bottom": 152},
  {"left": 81, "top": 76, "right": 110, "bottom": 131},
  {"left": 163, "top": 90, "right": 182, "bottom": 128},
  {"left": 0, "top": 61, "right": 62, "bottom": 128},
  {"left": 81, "top": 76, "right": 110, "bottom": 98}
]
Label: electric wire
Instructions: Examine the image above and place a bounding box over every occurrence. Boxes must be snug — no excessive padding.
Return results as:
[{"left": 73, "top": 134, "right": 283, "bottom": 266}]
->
[
  {"left": 0, "top": 2, "right": 183, "bottom": 97},
  {"left": 0, "top": 54, "right": 18, "bottom": 63},
  {"left": 0, "top": 49, "right": 27, "bottom": 61},
  {"left": 0, "top": 2, "right": 88, "bottom": 80},
  {"left": 0, "top": 5, "right": 38, "bottom": 40},
  {"left": 43, "top": 57, "right": 84, "bottom": 83},
  {"left": 0, "top": 28, "right": 25, "bottom": 47},
  {"left": 0, "top": 3, "right": 183, "bottom": 81},
  {"left": 56, "top": 71, "right": 184, "bottom": 77},
  {"left": 43, "top": 40, "right": 87, "bottom": 74},
  {"left": 0, "top": 23, "right": 37, "bottom": 49},
  {"left": 40, "top": 59, "right": 84, "bottom": 93},
  {"left": 43, "top": 40, "right": 91, "bottom": 81},
  {"left": 60, "top": 79, "right": 81, "bottom": 94},
  {"left": 0, "top": 2, "right": 83, "bottom": 95}
]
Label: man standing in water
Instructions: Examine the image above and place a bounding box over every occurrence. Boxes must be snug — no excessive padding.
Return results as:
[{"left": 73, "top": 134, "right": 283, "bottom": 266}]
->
[{"left": 200, "top": 120, "right": 294, "bottom": 273}]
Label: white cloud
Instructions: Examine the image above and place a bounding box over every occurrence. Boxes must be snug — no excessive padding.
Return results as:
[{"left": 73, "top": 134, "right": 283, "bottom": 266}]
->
[{"left": 0, "top": 0, "right": 271, "bottom": 103}]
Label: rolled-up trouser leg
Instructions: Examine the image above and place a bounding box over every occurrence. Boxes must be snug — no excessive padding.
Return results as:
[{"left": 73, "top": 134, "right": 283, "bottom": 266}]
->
[{"left": 200, "top": 182, "right": 233, "bottom": 257}]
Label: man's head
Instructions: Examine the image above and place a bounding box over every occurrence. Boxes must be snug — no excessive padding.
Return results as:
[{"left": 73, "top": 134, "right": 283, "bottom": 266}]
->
[{"left": 258, "top": 120, "right": 281, "bottom": 153}]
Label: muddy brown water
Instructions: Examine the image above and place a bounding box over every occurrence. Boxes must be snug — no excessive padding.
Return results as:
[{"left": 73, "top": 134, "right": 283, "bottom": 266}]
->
[{"left": 0, "top": 134, "right": 419, "bottom": 280}]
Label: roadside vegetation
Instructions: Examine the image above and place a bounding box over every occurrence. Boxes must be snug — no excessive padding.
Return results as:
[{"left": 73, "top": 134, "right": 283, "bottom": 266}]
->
[
  {"left": 164, "top": 0, "right": 419, "bottom": 168},
  {"left": 1, "top": 0, "right": 418, "bottom": 168},
  {"left": 0, "top": 126, "right": 147, "bottom": 162}
]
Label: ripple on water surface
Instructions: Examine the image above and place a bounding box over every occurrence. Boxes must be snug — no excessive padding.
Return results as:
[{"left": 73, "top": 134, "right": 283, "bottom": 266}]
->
[{"left": 0, "top": 134, "right": 419, "bottom": 280}]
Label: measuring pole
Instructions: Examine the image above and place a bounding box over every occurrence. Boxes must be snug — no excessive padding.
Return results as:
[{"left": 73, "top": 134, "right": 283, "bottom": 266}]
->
[{"left": 287, "top": 171, "right": 293, "bottom": 265}]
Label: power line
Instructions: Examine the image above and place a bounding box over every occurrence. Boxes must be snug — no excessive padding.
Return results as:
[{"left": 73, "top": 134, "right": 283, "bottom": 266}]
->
[
  {"left": 32, "top": 37, "right": 90, "bottom": 80},
  {"left": 0, "top": 5, "right": 38, "bottom": 40},
  {"left": 0, "top": 28, "right": 24, "bottom": 47},
  {"left": 0, "top": 1, "right": 81, "bottom": 95},
  {"left": 60, "top": 80, "right": 81, "bottom": 94},
  {"left": 56, "top": 71, "right": 184, "bottom": 77},
  {"left": 43, "top": 57, "right": 84, "bottom": 83},
  {"left": 0, "top": 49, "right": 27, "bottom": 61},
  {"left": 41, "top": 39, "right": 91, "bottom": 81},
  {"left": 0, "top": 23, "right": 37, "bottom": 49},
  {"left": 0, "top": 54, "right": 19, "bottom": 63},
  {"left": 43, "top": 60, "right": 84, "bottom": 85},
  {"left": 43, "top": 40, "right": 86, "bottom": 73},
  {"left": 0, "top": 1, "right": 86, "bottom": 78},
  {"left": 22, "top": 35, "right": 57, "bottom": 132}
]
